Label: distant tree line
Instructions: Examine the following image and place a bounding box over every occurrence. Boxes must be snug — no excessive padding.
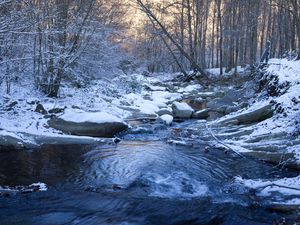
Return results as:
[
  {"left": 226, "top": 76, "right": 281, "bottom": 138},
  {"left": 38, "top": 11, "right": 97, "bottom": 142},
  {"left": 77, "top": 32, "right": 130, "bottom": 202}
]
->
[{"left": 134, "top": 0, "right": 300, "bottom": 74}]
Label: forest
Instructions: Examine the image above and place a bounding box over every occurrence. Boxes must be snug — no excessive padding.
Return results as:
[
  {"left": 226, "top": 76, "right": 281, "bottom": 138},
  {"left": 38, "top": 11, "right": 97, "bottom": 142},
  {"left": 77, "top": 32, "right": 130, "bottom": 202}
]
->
[
  {"left": 1, "top": 0, "right": 300, "bottom": 95},
  {"left": 0, "top": 0, "right": 300, "bottom": 225}
]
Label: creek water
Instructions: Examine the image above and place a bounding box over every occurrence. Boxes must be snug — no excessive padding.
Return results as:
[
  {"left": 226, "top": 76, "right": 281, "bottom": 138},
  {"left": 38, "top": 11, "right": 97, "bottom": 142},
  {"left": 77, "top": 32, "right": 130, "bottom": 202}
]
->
[{"left": 0, "top": 123, "right": 298, "bottom": 225}]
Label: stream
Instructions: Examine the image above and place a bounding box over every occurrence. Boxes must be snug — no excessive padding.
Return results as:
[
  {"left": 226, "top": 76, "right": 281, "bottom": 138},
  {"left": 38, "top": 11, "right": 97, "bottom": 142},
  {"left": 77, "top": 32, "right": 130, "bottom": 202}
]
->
[{"left": 0, "top": 120, "right": 298, "bottom": 225}]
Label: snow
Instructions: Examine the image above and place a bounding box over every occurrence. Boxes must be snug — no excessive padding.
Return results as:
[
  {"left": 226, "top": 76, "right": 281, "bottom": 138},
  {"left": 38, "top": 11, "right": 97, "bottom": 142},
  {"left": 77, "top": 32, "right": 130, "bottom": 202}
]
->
[
  {"left": 60, "top": 109, "right": 124, "bottom": 124},
  {"left": 29, "top": 182, "right": 48, "bottom": 191}
]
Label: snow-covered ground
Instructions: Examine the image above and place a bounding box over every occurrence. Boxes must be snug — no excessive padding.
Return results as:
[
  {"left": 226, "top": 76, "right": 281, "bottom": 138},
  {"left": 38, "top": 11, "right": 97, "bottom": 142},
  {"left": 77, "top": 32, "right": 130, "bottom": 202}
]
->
[
  {"left": 213, "top": 59, "right": 300, "bottom": 160},
  {"left": 0, "top": 70, "right": 205, "bottom": 143}
]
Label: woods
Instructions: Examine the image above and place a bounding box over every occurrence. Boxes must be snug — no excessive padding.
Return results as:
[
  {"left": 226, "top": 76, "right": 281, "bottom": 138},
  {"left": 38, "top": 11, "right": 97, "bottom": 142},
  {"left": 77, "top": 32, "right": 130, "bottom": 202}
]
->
[{"left": 1, "top": 0, "right": 300, "bottom": 95}]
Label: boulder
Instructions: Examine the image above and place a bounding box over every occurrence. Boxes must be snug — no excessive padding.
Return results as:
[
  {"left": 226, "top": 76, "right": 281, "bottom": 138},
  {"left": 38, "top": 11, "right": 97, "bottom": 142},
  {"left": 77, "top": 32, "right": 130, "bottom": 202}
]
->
[
  {"left": 219, "top": 104, "right": 274, "bottom": 125},
  {"left": 48, "top": 117, "right": 128, "bottom": 138},
  {"left": 192, "top": 108, "right": 211, "bottom": 119},
  {"left": 172, "top": 102, "right": 194, "bottom": 119}
]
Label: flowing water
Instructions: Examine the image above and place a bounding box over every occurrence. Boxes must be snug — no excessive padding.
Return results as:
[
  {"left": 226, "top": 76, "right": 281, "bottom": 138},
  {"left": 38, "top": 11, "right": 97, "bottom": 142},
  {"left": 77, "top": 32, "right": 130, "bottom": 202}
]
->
[{"left": 0, "top": 126, "right": 298, "bottom": 224}]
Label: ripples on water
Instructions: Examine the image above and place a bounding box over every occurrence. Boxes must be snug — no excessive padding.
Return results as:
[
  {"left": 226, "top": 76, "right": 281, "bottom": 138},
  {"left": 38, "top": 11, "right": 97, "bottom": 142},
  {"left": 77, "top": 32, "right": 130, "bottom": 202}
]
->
[{"left": 0, "top": 141, "right": 297, "bottom": 224}]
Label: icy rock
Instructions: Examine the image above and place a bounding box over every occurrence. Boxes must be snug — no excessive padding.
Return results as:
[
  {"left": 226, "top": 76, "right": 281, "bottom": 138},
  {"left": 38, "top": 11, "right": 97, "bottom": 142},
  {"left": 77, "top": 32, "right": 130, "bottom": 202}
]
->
[{"left": 172, "top": 102, "right": 194, "bottom": 119}]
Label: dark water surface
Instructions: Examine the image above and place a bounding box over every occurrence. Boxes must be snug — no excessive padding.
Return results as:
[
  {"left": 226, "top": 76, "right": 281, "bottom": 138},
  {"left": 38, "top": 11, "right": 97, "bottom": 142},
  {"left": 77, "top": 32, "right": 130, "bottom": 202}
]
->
[{"left": 0, "top": 140, "right": 298, "bottom": 225}]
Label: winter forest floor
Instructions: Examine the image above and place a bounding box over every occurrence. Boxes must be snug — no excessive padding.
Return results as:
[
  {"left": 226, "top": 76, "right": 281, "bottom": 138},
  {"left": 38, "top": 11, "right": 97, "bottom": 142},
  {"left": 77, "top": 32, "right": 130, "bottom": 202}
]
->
[{"left": 0, "top": 58, "right": 300, "bottom": 224}]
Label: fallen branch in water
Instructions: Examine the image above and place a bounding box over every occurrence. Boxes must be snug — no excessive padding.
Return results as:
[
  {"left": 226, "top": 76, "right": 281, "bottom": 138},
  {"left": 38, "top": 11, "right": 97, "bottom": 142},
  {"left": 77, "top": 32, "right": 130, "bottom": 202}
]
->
[{"left": 205, "top": 123, "right": 244, "bottom": 157}]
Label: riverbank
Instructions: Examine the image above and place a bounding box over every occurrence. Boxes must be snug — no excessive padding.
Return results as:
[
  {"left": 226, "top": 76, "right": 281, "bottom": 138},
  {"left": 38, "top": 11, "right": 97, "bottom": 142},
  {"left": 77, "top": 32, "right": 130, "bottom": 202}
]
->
[{"left": 1, "top": 58, "right": 300, "bottom": 223}]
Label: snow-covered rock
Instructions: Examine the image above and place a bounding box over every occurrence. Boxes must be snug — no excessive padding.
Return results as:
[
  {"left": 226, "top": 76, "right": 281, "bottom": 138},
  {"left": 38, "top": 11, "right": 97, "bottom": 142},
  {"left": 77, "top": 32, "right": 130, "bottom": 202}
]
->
[
  {"left": 157, "top": 114, "right": 173, "bottom": 125},
  {"left": 172, "top": 102, "right": 194, "bottom": 119},
  {"left": 48, "top": 110, "right": 128, "bottom": 138}
]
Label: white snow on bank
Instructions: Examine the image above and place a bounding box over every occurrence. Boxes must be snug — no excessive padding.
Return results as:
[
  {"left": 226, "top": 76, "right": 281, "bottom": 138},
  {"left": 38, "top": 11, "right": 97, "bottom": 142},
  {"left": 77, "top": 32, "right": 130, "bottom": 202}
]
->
[
  {"left": 60, "top": 109, "right": 124, "bottom": 124},
  {"left": 0, "top": 182, "right": 48, "bottom": 192},
  {"left": 273, "top": 198, "right": 300, "bottom": 206},
  {"left": 207, "top": 66, "right": 246, "bottom": 77},
  {"left": 287, "top": 145, "right": 300, "bottom": 164},
  {"left": 29, "top": 182, "right": 48, "bottom": 191},
  {"left": 236, "top": 176, "right": 300, "bottom": 197},
  {"left": 267, "top": 58, "right": 300, "bottom": 84},
  {"left": 177, "top": 84, "right": 202, "bottom": 93}
]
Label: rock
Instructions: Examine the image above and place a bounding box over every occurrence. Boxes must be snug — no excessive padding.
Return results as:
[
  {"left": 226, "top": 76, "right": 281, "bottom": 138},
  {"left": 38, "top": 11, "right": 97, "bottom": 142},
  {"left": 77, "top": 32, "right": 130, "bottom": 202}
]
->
[
  {"left": 207, "top": 88, "right": 252, "bottom": 114},
  {"left": 48, "top": 107, "right": 65, "bottom": 114},
  {"left": 0, "top": 133, "right": 29, "bottom": 150},
  {"left": 26, "top": 98, "right": 38, "bottom": 105},
  {"left": 35, "top": 103, "right": 48, "bottom": 115},
  {"left": 156, "top": 108, "right": 173, "bottom": 116},
  {"left": 7, "top": 101, "right": 18, "bottom": 109},
  {"left": 126, "top": 112, "right": 158, "bottom": 125},
  {"left": 192, "top": 108, "right": 211, "bottom": 119},
  {"left": 157, "top": 114, "right": 173, "bottom": 125},
  {"left": 207, "top": 98, "right": 228, "bottom": 113},
  {"left": 184, "top": 98, "right": 207, "bottom": 111},
  {"left": 72, "top": 105, "right": 81, "bottom": 109},
  {"left": 48, "top": 117, "right": 128, "bottom": 138},
  {"left": 172, "top": 102, "right": 194, "bottom": 119},
  {"left": 219, "top": 104, "right": 274, "bottom": 125},
  {"left": 113, "top": 137, "right": 121, "bottom": 144},
  {"left": 0, "top": 130, "right": 112, "bottom": 150}
]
